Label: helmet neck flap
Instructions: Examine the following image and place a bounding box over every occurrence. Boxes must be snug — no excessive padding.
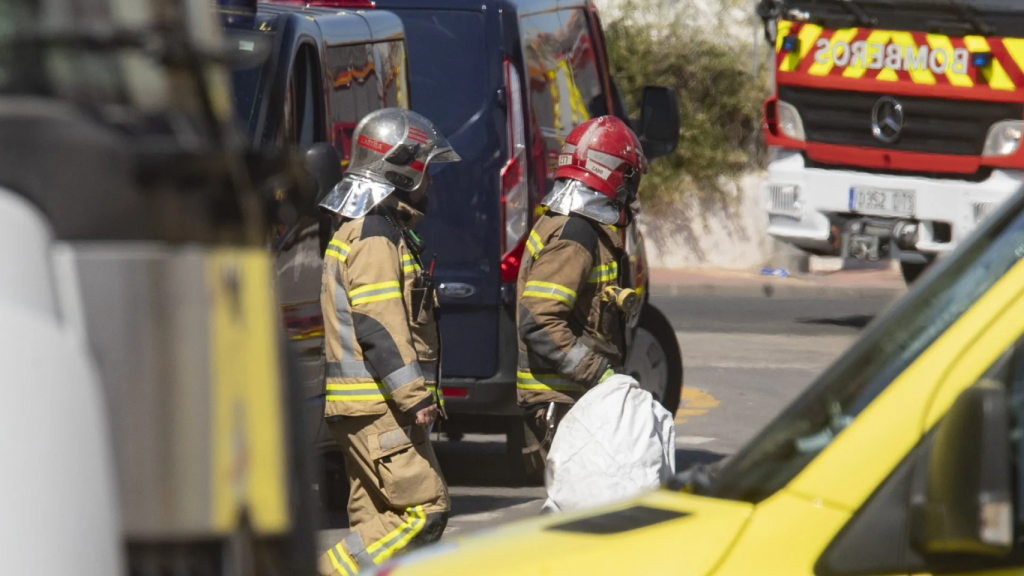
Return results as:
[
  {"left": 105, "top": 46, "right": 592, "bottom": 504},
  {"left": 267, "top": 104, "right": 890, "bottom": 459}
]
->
[
  {"left": 542, "top": 179, "right": 621, "bottom": 226},
  {"left": 319, "top": 173, "right": 396, "bottom": 219}
]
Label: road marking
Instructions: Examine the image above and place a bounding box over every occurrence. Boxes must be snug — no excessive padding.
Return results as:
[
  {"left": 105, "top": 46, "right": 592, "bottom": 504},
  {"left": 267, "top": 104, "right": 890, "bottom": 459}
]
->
[
  {"left": 675, "top": 387, "right": 720, "bottom": 424},
  {"left": 676, "top": 435, "right": 716, "bottom": 446}
]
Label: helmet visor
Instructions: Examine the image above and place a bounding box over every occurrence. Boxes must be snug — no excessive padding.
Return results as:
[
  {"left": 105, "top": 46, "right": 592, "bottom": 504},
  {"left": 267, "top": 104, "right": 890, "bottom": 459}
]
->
[{"left": 425, "top": 131, "right": 461, "bottom": 164}]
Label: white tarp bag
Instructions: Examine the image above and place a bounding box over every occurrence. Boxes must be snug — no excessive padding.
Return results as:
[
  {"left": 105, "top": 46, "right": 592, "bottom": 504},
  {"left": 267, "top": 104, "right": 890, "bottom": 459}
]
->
[{"left": 542, "top": 374, "right": 676, "bottom": 513}]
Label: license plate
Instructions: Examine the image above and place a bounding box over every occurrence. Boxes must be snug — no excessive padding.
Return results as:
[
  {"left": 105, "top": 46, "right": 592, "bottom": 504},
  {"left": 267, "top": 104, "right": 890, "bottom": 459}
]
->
[{"left": 849, "top": 187, "right": 916, "bottom": 216}]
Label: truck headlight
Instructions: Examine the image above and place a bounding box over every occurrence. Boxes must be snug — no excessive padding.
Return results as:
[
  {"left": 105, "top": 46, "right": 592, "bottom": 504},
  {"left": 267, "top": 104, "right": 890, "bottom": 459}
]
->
[
  {"left": 777, "top": 100, "right": 806, "bottom": 142},
  {"left": 983, "top": 120, "right": 1023, "bottom": 157}
]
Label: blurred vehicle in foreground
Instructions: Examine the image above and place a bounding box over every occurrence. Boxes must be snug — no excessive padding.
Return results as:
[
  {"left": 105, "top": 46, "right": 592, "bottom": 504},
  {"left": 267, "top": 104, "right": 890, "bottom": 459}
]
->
[
  {"left": 1, "top": 0, "right": 317, "bottom": 574},
  {"left": 367, "top": 182, "right": 1024, "bottom": 576},
  {"left": 758, "top": 0, "right": 1024, "bottom": 283},
  {"left": 222, "top": 0, "right": 412, "bottom": 511}
]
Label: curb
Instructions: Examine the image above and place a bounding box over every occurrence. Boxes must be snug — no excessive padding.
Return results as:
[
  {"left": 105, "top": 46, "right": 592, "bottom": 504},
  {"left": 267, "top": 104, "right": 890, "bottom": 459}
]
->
[{"left": 649, "top": 281, "right": 907, "bottom": 299}]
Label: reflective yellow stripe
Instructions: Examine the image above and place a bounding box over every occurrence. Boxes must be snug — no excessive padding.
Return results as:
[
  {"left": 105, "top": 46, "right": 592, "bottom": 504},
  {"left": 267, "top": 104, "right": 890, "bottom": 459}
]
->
[
  {"left": 325, "top": 249, "right": 347, "bottom": 262},
  {"left": 328, "top": 240, "right": 351, "bottom": 262},
  {"left": 336, "top": 544, "right": 358, "bottom": 574},
  {"left": 588, "top": 262, "right": 619, "bottom": 283},
  {"left": 523, "top": 280, "right": 577, "bottom": 306},
  {"left": 326, "top": 382, "right": 392, "bottom": 402},
  {"left": 516, "top": 370, "right": 586, "bottom": 393},
  {"left": 426, "top": 384, "right": 445, "bottom": 407},
  {"left": 527, "top": 229, "right": 545, "bottom": 257},
  {"left": 327, "top": 547, "right": 356, "bottom": 576},
  {"left": 366, "top": 506, "right": 426, "bottom": 563},
  {"left": 401, "top": 255, "right": 420, "bottom": 273},
  {"left": 382, "top": 506, "right": 426, "bottom": 562},
  {"left": 351, "top": 292, "right": 403, "bottom": 305},
  {"left": 349, "top": 280, "right": 401, "bottom": 296},
  {"left": 349, "top": 280, "right": 403, "bottom": 306}
]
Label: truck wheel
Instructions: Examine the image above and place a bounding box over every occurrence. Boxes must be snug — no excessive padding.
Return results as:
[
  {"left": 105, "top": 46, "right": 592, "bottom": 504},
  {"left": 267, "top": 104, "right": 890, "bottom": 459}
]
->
[
  {"left": 900, "top": 260, "right": 931, "bottom": 285},
  {"left": 626, "top": 303, "right": 684, "bottom": 415}
]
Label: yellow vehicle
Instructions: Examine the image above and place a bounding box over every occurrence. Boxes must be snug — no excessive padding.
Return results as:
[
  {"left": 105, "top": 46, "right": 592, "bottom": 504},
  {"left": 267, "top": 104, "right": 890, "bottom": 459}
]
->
[{"left": 364, "top": 184, "right": 1024, "bottom": 576}]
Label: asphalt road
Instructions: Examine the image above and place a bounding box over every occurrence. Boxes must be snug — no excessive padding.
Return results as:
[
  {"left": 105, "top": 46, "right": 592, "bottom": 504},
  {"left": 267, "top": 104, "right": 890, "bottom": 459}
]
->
[{"left": 316, "top": 292, "right": 901, "bottom": 553}]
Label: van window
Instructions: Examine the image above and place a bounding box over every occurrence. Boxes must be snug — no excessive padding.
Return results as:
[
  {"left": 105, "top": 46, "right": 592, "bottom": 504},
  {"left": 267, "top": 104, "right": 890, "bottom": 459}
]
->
[
  {"left": 326, "top": 43, "right": 379, "bottom": 166},
  {"left": 560, "top": 10, "right": 608, "bottom": 118},
  {"left": 374, "top": 41, "right": 408, "bottom": 110},
  {"left": 226, "top": 16, "right": 279, "bottom": 140},
  {"left": 279, "top": 47, "right": 321, "bottom": 147},
  {"left": 387, "top": 9, "right": 488, "bottom": 137},
  {"left": 711, "top": 191, "right": 1024, "bottom": 504},
  {"left": 521, "top": 9, "right": 609, "bottom": 179}
]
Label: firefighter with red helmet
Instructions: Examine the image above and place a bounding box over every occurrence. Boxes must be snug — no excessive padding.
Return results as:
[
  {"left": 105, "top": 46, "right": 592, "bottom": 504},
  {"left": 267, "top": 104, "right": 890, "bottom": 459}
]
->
[
  {"left": 316, "top": 108, "right": 460, "bottom": 575},
  {"left": 516, "top": 116, "right": 648, "bottom": 475}
]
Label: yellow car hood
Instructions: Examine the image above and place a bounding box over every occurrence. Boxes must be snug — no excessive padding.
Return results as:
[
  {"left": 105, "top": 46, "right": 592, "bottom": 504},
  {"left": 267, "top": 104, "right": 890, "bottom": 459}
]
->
[{"left": 374, "top": 489, "right": 754, "bottom": 576}]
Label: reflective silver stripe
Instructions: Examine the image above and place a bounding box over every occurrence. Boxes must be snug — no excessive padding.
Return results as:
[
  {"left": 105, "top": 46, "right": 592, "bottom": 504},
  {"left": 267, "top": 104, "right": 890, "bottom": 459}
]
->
[
  {"left": 420, "top": 360, "right": 438, "bottom": 382},
  {"left": 381, "top": 362, "right": 424, "bottom": 393},
  {"left": 378, "top": 426, "right": 413, "bottom": 452},
  {"left": 334, "top": 280, "right": 356, "bottom": 360},
  {"left": 558, "top": 342, "right": 590, "bottom": 375},
  {"left": 325, "top": 361, "right": 375, "bottom": 379},
  {"left": 344, "top": 532, "right": 374, "bottom": 569}
]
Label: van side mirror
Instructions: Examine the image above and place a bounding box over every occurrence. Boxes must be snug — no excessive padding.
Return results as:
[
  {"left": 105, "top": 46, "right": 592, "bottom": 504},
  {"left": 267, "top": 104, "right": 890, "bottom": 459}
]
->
[
  {"left": 756, "top": 0, "right": 781, "bottom": 44},
  {"left": 911, "top": 381, "right": 1014, "bottom": 556},
  {"left": 303, "top": 142, "right": 343, "bottom": 204},
  {"left": 637, "top": 86, "right": 680, "bottom": 160}
]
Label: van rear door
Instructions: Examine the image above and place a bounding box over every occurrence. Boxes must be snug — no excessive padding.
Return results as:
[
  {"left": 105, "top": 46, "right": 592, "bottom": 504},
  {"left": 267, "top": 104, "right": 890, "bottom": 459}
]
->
[{"left": 381, "top": 5, "right": 505, "bottom": 379}]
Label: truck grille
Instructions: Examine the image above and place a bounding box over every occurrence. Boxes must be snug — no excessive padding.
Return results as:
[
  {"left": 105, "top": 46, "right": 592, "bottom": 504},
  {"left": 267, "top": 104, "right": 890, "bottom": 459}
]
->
[{"left": 779, "top": 86, "right": 1023, "bottom": 156}]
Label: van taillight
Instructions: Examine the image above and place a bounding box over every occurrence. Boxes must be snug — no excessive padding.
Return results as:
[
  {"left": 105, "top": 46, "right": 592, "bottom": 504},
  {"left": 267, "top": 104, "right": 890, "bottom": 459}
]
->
[
  {"left": 764, "top": 98, "right": 779, "bottom": 137},
  {"left": 500, "top": 60, "right": 529, "bottom": 283}
]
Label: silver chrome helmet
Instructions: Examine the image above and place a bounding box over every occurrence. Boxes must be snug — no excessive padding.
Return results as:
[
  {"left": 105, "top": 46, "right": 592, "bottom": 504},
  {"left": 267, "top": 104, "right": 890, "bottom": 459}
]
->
[{"left": 319, "top": 108, "right": 460, "bottom": 217}]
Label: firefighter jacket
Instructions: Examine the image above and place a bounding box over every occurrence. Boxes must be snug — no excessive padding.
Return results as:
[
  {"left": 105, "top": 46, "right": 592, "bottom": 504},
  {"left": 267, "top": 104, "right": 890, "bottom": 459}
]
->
[
  {"left": 516, "top": 213, "right": 627, "bottom": 406},
  {"left": 321, "top": 201, "right": 441, "bottom": 419}
]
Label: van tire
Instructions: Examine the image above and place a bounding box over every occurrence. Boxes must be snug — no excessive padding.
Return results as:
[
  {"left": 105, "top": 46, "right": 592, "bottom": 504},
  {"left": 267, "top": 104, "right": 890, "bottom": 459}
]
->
[
  {"left": 627, "top": 304, "right": 684, "bottom": 415},
  {"left": 900, "top": 260, "right": 931, "bottom": 285}
]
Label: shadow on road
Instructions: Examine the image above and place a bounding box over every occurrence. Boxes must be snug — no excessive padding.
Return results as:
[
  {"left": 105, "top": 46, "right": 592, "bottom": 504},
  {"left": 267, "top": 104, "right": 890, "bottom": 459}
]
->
[
  {"left": 796, "top": 314, "right": 874, "bottom": 330},
  {"left": 449, "top": 494, "right": 539, "bottom": 517},
  {"left": 434, "top": 435, "right": 528, "bottom": 487},
  {"left": 676, "top": 448, "right": 727, "bottom": 470},
  {"left": 317, "top": 439, "right": 732, "bottom": 530}
]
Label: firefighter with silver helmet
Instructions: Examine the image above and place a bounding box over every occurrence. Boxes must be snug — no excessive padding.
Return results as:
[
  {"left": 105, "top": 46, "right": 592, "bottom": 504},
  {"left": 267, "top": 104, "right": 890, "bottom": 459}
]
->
[
  {"left": 516, "top": 116, "right": 648, "bottom": 476},
  {"left": 317, "top": 108, "right": 459, "bottom": 575}
]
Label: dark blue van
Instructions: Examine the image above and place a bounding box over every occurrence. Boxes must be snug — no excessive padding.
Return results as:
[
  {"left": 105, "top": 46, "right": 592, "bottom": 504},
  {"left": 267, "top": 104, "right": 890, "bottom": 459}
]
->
[
  {"left": 372, "top": 0, "right": 682, "bottom": 424},
  {"left": 223, "top": 0, "right": 683, "bottom": 498}
]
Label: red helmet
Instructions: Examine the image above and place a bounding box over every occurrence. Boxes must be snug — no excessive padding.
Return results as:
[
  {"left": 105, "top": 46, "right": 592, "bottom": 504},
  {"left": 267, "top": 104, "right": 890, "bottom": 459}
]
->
[{"left": 555, "top": 116, "right": 648, "bottom": 204}]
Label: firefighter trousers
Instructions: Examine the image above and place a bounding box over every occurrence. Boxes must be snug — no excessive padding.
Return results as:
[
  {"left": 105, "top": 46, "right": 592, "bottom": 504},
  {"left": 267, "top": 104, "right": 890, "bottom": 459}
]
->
[
  {"left": 520, "top": 402, "right": 570, "bottom": 477},
  {"left": 317, "top": 410, "right": 449, "bottom": 576}
]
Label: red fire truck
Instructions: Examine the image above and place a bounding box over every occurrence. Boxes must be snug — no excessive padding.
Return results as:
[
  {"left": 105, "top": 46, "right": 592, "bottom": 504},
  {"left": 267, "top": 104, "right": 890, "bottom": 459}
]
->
[{"left": 758, "top": 0, "right": 1024, "bottom": 282}]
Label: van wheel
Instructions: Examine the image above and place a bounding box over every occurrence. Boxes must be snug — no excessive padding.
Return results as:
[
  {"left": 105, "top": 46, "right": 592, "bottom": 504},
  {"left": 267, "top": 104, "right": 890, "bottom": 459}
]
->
[
  {"left": 900, "top": 260, "right": 931, "bottom": 285},
  {"left": 625, "top": 303, "right": 683, "bottom": 415}
]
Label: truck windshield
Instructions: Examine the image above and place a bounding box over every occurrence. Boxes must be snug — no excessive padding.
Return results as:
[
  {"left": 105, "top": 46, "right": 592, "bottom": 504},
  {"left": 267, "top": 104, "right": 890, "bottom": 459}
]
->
[
  {"left": 711, "top": 188, "right": 1024, "bottom": 504},
  {"left": 386, "top": 9, "right": 488, "bottom": 137}
]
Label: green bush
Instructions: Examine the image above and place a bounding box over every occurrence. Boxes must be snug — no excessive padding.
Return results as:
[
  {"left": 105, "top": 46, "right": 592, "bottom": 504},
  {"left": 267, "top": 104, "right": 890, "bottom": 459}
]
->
[{"left": 604, "top": 0, "right": 769, "bottom": 210}]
